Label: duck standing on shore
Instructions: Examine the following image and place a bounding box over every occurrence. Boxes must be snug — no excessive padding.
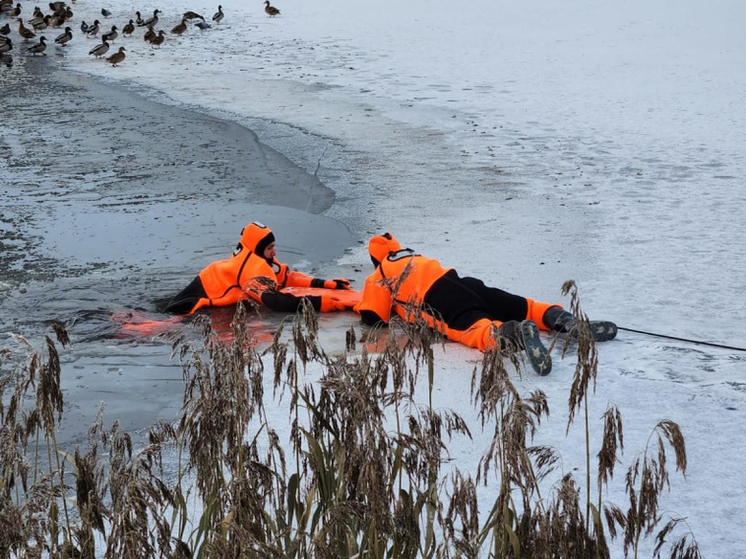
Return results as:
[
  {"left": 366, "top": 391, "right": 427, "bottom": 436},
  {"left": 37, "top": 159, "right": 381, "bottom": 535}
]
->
[
  {"left": 106, "top": 45, "right": 125, "bottom": 66},
  {"left": 143, "top": 24, "right": 155, "bottom": 42},
  {"left": 54, "top": 26, "right": 72, "bottom": 46},
  {"left": 88, "top": 37, "right": 108, "bottom": 57},
  {"left": 212, "top": 5, "right": 223, "bottom": 23},
  {"left": 142, "top": 9, "right": 159, "bottom": 28},
  {"left": 32, "top": 15, "right": 51, "bottom": 31},
  {"left": 18, "top": 20, "right": 37, "bottom": 42},
  {"left": 0, "top": 23, "right": 11, "bottom": 36},
  {"left": 264, "top": 1, "right": 279, "bottom": 17},
  {"left": 122, "top": 19, "right": 134, "bottom": 36},
  {"left": 0, "top": 37, "right": 12, "bottom": 54},
  {"left": 102, "top": 24, "right": 117, "bottom": 43},
  {"left": 26, "top": 35, "right": 47, "bottom": 55},
  {"left": 171, "top": 18, "right": 187, "bottom": 35},
  {"left": 86, "top": 19, "right": 100, "bottom": 37},
  {"left": 148, "top": 29, "right": 165, "bottom": 47}
]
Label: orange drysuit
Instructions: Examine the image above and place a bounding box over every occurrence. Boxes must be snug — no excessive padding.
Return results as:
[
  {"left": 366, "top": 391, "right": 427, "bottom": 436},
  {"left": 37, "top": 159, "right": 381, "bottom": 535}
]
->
[
  {"left": 164, "top": 222, "right": 353, "bottom": 315},
  {"left": 355, "top": 233, "right": 558, "bottom": 351}
]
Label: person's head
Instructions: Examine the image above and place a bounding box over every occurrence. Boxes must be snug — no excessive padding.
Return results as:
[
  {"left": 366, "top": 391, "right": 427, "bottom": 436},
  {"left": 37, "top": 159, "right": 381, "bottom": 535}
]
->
[
  {"left": 239, "top": 221, "right": 276, "bottom": 262},
  {"left": 367, "top": 233, "right": 402, "bottom": 268}
]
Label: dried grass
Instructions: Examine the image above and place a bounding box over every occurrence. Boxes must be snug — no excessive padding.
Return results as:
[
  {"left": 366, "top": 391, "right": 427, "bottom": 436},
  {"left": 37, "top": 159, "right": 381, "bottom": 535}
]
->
[{"left": 0, "top": 283, "right": 697, "bottom": 558}]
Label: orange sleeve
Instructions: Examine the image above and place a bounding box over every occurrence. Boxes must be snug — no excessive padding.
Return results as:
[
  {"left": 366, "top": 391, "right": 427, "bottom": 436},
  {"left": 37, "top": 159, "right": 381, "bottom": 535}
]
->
[
  {"left": 355, "top": 272, "right": 393, "bottom": 324},
  {"left": 285, "top": 269, "right": 315, "bottom": 288}
]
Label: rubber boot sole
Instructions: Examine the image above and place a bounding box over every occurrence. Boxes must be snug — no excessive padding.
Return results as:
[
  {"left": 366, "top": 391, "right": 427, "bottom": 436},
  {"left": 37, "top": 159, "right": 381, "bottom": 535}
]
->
[
  {"left": 589, "top": 321, "right": 618, "bottom": 342},
  {"left": 521, "top": 320, "right": 552, "bottom": 376}
]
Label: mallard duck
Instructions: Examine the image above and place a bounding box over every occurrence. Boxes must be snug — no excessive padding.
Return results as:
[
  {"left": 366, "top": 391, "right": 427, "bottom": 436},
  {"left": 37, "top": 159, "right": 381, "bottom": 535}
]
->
[
  {"left": 9, "top": 3, "right": 21, "bottom": 17},
  {"left": 49, "top": 14, "right": 66, "bottom": 27},
  {"left": 143, "top": 25, "right": 155, "bottom": 42},
  {"left": 142, "top": 9, "right": 159, "bottom": 27},
  {"left": 54, "top": 25, "right": 72, "bottom": 45},
  {"left": 18, "top": 19, "right": 37, "bottom": 41},
  {"left": 86, "top": 19, "right": 100, "bottom": 37},
  {"left": 263, "top": 1, "right": 279, "bottom": 17},
  {"left": 0, "top": 37, "right": 12, "bottom": 54},
  {"left": 49, "top": 1, "right": 66, "bottom": 11},
  {"left": 33, "top": 7, "right": 44, "bottom": 19},
  {"left": 64, "top": 7, "right": 73, "bottom": 19},
  {"left": 212, "top": 5, "right": 223, "bottom": 23},
  {"left": 148, "top": 29, "right": 164, "bottom": 47},
  {"left": 171, "top": 18, "right": 186, "bottom": 35},
  {"left": 26, "top": 35, "right": 47, "bottom": 54},
  {"left": 101, "top": 24, "right": 117, "bottom": 42},
  {"left": 0, "top": 23, "right": 10, "bottom": 36},
  {"left": 0, "top": 0, "right": 12, "bottom": 9},
  {"left": 122, "top": 19, "right": 134, "bottom": 36},
  {"left": 106, "top": 45, "right": 125, "bottom": 65},
  {"left": 182, "top": 10, "right": 203, "bottom": 20},
  {"left": 32, "top": 15, "right": 51, "bottom": 31},
  {"left": 135, "top": 10, "right": 144, "bottom": 25},
  {"left": 88, "top": 38, "right": 108, "bottom": 57}
]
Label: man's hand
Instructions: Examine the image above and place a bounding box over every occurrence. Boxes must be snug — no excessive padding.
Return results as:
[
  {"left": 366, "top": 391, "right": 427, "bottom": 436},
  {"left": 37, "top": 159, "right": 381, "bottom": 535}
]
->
[{"left": 323, "top": 278, "right": 351, "bottom": 290}]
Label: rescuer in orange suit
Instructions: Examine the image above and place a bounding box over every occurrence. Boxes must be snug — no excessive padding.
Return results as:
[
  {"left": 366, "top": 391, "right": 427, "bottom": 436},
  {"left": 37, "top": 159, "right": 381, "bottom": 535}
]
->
[
  {"left": 164, "top": 222, "right": 353, "bottom": 315},
  {"left": 355, "top": 233, "right": 617, "bottom": 375}
]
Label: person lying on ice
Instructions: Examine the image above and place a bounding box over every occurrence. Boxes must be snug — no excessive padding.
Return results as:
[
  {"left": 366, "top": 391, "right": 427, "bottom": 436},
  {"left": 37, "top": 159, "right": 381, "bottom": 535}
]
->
[
  {"left": 164, "top": 222, "right": 354, "bottom": 315},
  {"left": 354, "top": 233, "right": 617, "bottom": 375}
]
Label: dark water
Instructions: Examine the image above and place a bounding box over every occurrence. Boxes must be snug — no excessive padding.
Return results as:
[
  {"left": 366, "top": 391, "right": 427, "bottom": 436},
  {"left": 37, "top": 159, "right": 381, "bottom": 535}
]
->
[{"left": 0, "top": 54, "right": 356, "bottom": 444}]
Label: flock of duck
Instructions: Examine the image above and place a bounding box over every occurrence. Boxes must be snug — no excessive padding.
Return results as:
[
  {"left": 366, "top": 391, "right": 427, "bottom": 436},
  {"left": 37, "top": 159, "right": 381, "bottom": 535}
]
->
[{"left": 0, "top": 0, "right": 282, "bottom": 66}]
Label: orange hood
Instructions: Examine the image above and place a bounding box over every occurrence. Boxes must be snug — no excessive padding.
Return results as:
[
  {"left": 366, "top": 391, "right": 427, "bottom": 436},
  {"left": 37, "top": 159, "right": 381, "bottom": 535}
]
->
[
  {"left": 368, "top": 233, "right": 402, "bottom": 267},
  {"left": 240, "top": 222, "right": 275, "bottom": 254}
]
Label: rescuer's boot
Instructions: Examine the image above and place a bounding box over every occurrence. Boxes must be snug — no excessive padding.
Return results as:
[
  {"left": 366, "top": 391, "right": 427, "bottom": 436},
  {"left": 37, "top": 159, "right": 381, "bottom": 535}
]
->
[
  {"left": 542, "top": 306, "right": 618, "bottom": 342},
  {"left": 499, "top": 319, "right": 552, "bottom": 376}
]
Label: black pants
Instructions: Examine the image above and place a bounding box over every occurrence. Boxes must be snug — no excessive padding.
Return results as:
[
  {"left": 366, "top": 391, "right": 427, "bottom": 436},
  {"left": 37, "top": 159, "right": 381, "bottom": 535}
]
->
[{"left": 422, "top": 270, "right": 528, "bottom": 331}]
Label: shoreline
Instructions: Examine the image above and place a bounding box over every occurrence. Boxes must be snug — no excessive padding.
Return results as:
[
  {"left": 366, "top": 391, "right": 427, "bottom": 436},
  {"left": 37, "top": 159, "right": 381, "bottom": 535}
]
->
[{"left": 0, "top": 54, "right": 362, "bottom": 445}]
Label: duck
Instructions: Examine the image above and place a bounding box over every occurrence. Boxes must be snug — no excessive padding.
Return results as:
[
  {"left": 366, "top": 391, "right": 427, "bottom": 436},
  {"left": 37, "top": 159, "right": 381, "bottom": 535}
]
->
[
  {"left": 148, "top": 29, "right": 164, "bottom": 47},
  {"left": 122, "top": 19, "right": 134, "bottom": 36},
  {"left": 64, "top": 6, "right": 73, "bottom": 19},
  {"left": 88, "top": 37, "right": 108, "bottom": 57},
  {"left": 212, "top": 5, "right": 223, "bottom": 23},
  {"left": 32, "top": 15, "right": 51, "bottom": 31},
  {"left": 18, "top": 19, "right": 37, "bottom": 42},
  {"left": 135, "top": 10, "right": 144, "bottom": 26},
  {"left": 49, "top": 14, "right": 66, "bottom": 27},
  {"left": 101, "top": 8, "right": 111, "bottom": 17},
  {"left": 86, "top": 19, "right": 100, "bottom": 37},
  {"left": 171, "top": 18, "right": 186, "bottom": 35},
  {"left": 26, "top": 35, "right": 47, "bottom": 55},
  {"left": 263, "top": 1, "right": 279, "bottom": 17},
  {"left": 0, "top": 37, "right": 11, "bottom": 54},
  {"left": 9, "top": 3, "right": 21, "bottom": 17},
  {"left": 54, "top": 25, "right": 72, "bottom": 45},
  {"left": 0, "top": 23, "right": 10, "bottom": 36},
  {"left": 182, "top": 10, "right": 203, "bottom": 20},
  {"left": 0, "top": 0, "right": 12, "bottom": 9},
  {"left": 28, "top": 13, "right": 45, "bottom": 27},
  {"left": 105, "top": 45, "right": 125, "bottom": 65},
  {"left": 143, "top": 24, "right": 155, "bottom": 42},
  {"left": 80, "top": 20, "right": 88, "bottom": 33},
  {"left": 142, "top": 9, "right": 159, "bottom": 28},
  {"left": 101, "top": 24, "right": 117, "bottom": 42},
  {"left": 49, "top": 1, "right": 66, "bottom": 11}
]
